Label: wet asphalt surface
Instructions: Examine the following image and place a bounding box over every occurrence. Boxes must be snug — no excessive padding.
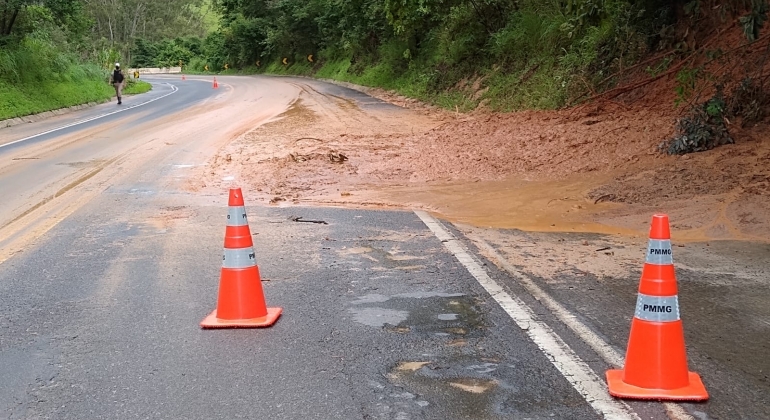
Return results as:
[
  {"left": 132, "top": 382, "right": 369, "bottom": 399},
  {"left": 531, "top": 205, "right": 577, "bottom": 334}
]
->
[
  {"left": 0, "top": 196, "right": 600, "bottom": 418},
  {"left": 472, "top": 230, "right": 770, "bottom": 420},
  {"left": 1, "top": 75, "right": 769, "bottom": 419},
  {"left": 0, "top": 77, "right": 601, "bottom": 419}
]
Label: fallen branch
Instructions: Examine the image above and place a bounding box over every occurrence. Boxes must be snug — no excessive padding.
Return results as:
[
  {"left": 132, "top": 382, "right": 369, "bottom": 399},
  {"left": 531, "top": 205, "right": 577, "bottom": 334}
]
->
[
  {"left": 593, "top": 194, "right": 614, "bottom": 204},
  {"left": 569, "top": 49, "right": 682, "bottom": 106},
  {"left": 674, "top": 35, "right": 770, "bottom": 116},
  {"left": 294, "top": 137, "right": 325, "bottom": 144},
  {"left": 289, "top": 216, "right": 328, "bottom": 225},
  {"left": 599, "top": 125, "right": 630, "bottom": 137},
  {"left": 574, "top": 23, "right": 739, "bottom": 105}
]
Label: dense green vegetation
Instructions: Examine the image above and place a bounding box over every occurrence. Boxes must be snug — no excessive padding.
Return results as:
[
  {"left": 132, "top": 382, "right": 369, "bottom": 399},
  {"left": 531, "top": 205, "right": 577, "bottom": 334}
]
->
[
  {"left": 126, "top": 0, "right": 769, "bottom": 112},
  {"left": 1, "top": 0, "right": 106, "bottom": 119},
  {"left": 0, "top": 0, "right": 210, "bottom": 119},
  {"left": 2, "top": 0, "right": 769, "bottom": 120},
  {"left": 137, "top": 0, "right": 679, "bottom": 110}
]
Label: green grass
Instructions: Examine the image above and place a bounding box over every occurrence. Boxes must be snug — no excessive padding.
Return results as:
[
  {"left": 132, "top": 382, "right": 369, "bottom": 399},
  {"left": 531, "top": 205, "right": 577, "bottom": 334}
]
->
[
  {"left": 483, "top": 59, "right": 569, "bottom": 111},
  {"left": 0, "top": 74, "right": 153, "bottom": 121},
  {"left": 124, "top": 80, "right": 152, "bottom": 95},
  {"left": 0, "top": 78, "right": 113, "bottom": 120}
]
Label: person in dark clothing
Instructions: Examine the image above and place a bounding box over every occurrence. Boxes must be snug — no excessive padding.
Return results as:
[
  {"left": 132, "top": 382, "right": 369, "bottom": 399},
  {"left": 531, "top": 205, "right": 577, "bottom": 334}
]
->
[{"left": 110, "top": 63, "right": 125, "bottom": 105}]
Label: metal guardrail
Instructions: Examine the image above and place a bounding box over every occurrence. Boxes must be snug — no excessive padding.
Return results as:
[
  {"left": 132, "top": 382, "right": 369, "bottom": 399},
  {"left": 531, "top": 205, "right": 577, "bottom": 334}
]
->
[{"left": 128, "top": 67, "right": 182, "bottom": 74}]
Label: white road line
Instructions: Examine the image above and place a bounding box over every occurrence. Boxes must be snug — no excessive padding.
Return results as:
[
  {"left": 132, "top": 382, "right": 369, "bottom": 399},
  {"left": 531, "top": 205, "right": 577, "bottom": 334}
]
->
[
  {"left": 415, "top": 210, "right": 639, "bottom": 420},
  {"left": 0, "top": 83, "right": 179, "bottom": 150},
  {"left": 466, "top": 233, "right": 696, "bottom": 420}
]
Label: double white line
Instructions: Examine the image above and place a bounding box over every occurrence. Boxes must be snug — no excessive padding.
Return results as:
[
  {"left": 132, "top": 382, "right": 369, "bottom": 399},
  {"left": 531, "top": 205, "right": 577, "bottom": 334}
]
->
[{"left": 416, "top": 211, "right": 696, "bottom": 420}]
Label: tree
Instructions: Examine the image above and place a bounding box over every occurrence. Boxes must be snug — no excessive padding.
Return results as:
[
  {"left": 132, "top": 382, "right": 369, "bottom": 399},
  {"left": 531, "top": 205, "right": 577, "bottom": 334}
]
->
[
  {"left": 1, "top": 0, "right": 33, "bottom": 36},
  {"left": 82, "top": 0, "right": 208, "bottom": 64}
]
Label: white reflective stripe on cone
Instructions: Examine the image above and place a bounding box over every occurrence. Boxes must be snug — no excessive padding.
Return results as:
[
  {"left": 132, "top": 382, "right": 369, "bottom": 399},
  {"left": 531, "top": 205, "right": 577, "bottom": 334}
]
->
[
  {"left": 222, "top": 247, "right": 257, "bottom": 269},
  {"left": 646, "top": 239, "right": 673, "bottom": 265},
  {"left": 634, "top": 293, "right": 680, "bottom": 322},
  {"left": 226, "top": 206, "right": 248, "bottom": 226}
]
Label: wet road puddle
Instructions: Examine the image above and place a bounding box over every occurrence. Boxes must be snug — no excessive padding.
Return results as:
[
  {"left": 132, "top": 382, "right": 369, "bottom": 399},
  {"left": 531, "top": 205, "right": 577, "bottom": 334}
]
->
[
  {"left": 351, "top": 291, "right": 508, "bottom": 416},
  {"left": 349, "top": 292, "right": 469, "bottom": 329},
  {"left": 339, "top": 245, "right": 427, "bottom": 270},
  {"left": 349, "top": 307, "right": 409, "bottom": 327},
  {"left": 386, "top": 356, "right": 500, "bottom": 418},
  {"left": 396, "top": 361, "right": 431, "bottom": 372},
  {"left": 349, "top": 289, "right": 586, "bottom": 417},
  {"left": 449, "top": 378, "right": 498, "bottom": 393},
  {"left": 349, "top": 292, "right": 483, "bottom": 338}
]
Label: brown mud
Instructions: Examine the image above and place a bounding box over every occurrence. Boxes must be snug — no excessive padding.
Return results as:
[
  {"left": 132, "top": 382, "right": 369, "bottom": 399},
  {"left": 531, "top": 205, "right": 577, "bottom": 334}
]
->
[{"left": 190, "top": 77, "right": 770, "bottom": 243}]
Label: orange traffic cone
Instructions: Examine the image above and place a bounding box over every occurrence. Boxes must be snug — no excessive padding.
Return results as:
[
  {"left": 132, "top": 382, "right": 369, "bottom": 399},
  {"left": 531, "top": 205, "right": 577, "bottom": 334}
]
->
[
  {"left": 182, "top": 74, "right": 186, "bottom": 80},
  {"left": 212, "top": 77, "right": 219, "bottom": 89},
  {"left": 606, "top": 214, "right": 708, "bottom": 400},
  {"left": 200, "top": 188, "right": 282, "bottom": 329}
]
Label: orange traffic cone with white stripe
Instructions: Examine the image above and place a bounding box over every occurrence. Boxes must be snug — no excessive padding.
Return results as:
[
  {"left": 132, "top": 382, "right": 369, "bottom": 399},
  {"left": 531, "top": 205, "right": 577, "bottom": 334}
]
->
[
  {"left": 200, "top": 188, "right": 282, "bottom": 329},
  {"left": 212, "top": 77, "right": 219, "bottom": 89},
  {"left": 606, "top": 214, "right": 708, "bottom": 400},
  {"left": 182, "top": 74, "right": 186, "bottom": 80}
]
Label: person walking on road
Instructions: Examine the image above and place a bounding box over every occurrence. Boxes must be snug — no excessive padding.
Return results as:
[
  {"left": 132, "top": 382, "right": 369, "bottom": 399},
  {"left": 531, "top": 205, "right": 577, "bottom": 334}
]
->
[{"left": 110, "top": 63, "right": 125, "bottom": 105}]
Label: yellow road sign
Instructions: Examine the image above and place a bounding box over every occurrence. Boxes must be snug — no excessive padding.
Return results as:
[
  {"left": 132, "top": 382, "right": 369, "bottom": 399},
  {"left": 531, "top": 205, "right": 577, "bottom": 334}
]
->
[
  {"left": 224, "top": 63, "right": 229, "bottom": 70},
  {"left": 204, "top": 65, "right": 209, "bottom": 71},
  {"left": 282, "top": 57, "right": 288, "bottom": 65},
  {"left": 307, "top": 54, "right": 314, "bottom": 63},
  {"left": 256, "top": 60, "right": 261, "bottom": 67}
]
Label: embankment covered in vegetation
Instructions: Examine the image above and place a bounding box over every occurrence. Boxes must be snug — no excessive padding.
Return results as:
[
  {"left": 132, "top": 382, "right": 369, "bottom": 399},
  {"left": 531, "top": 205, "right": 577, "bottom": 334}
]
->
[{"left": 0, "top": 0, "right": 178, "bottom": 120}]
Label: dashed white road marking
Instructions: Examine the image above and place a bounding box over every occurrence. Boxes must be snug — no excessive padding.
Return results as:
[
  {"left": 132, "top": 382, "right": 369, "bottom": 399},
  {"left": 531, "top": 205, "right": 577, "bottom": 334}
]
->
[
  {"left": 0, "top": 83, "right": 179, "bottom": 150},
  {"left": 415, "top": 210, "right": 639, "bottom": 420}
]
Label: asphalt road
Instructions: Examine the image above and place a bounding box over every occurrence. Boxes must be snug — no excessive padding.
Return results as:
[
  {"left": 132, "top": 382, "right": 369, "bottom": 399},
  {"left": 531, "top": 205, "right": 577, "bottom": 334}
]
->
[{"left": 0, "top": 75, "right": 767, "bottom": 419}]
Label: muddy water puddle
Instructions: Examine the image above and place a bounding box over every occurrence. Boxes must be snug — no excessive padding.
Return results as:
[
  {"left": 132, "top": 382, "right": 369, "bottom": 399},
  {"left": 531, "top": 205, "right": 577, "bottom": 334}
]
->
[
  {"left": 380, "top": 177, "right": 626, "bottom": 233},
  {"left": 302, "top": 171, "right": 768, "bottom": 242},
  {"left": 307, "top": 174, "right": 639, "bottom": 235}
]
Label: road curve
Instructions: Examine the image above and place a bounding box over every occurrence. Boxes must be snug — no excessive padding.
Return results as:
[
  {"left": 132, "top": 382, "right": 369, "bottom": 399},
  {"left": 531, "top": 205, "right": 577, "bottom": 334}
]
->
[
  {"left": 0, "top": 75, "right": 767, "bottom": 420},
  {"left": 0, "top": 76, "right": 297, "bottom": 261}
]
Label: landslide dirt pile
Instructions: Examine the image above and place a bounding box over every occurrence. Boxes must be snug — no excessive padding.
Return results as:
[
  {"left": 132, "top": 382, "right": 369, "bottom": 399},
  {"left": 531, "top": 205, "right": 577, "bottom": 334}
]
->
[{"left": 399, "top": 106, "right": 671, "bottom": 181}]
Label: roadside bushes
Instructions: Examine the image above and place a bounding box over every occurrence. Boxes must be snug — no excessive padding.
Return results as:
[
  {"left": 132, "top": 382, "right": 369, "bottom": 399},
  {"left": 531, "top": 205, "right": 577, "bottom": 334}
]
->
[
  {"left": 666, "top": 92, "right": 733, "bottom": 155},
  {"left": 0, "top": 32, "right": 113, "bottom": 120},
  {"left": 665, "top": 79, "right": 769, "bottom": 155}
]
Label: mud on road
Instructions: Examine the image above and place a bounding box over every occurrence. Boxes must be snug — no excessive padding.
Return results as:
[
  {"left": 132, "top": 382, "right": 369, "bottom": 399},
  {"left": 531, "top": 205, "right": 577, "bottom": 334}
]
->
[
  {"left": 190, "top": 76, "right": 770, "bottom": 243},
  {"left": 186, "top": 75, "right": 770, "bottom": 417}
]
